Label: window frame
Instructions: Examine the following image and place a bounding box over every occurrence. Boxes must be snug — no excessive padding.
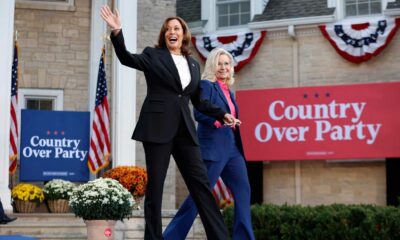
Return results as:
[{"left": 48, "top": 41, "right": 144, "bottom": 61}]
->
[
  {"left": 344, "top": 0, "right": 383, "bottom": 18},
  {"left": 18, "top": 88, "right": 64, "bottom": 111},
  {"left": 16, "top": 0, "right": 75, "bottom": 11},
  {"left": 331, "top": 0, "right": 394, "bottom": 20},
  {"left": 202, "top": 0, "right": 264, "bottom": 34},
  {"left": 216, "top": 0, "right": 251, "bottom": 29}
]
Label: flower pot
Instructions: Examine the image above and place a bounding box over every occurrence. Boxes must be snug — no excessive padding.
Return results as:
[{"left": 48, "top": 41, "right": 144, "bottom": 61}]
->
[
  {"left": 85, "top": 220, "right": 116, "bottom": 240},
  {"left": 14, "top": 199, "right": 38, "bottom": 213},
  {"left": 48, "top": 199, "right": 70, "bottom": 213}
]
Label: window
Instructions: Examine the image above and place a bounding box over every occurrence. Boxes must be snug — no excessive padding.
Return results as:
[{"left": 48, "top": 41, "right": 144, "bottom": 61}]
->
[
  {"left": 217, "top": 0, "right": 251, "bottom": 28},
  {"left": 18, "top": 89, "right": 63, "bottom": 111},
  {"left": 26, "top": 99, "right": 54, "bottom": 110},
  {"left": 345, "top": 0, "right": 382, "bottom": 17}
]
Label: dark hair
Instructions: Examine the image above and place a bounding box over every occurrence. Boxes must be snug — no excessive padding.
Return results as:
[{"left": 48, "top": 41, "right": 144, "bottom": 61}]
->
[{"left": 155, "top": 16, "right": 191, "bottom": 56}]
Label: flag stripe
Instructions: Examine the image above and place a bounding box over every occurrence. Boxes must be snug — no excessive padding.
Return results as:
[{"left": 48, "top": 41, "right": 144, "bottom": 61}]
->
[
  {"left": 88, "top": 47, "right": 111, "bottom": 174},
  {"left": 212, "top": 177, "right": 234, "bottom": 208},
  {"left": 9, "top": 41, "right": 19, "bottom": 175}
]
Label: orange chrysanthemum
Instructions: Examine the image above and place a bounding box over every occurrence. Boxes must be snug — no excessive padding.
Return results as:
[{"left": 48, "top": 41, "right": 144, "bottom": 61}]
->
[{"left": 103, "top": 166, "right": 148, "bottom": 198}]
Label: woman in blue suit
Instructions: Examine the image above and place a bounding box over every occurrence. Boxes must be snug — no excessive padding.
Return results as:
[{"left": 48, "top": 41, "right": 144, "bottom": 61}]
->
[{"left": 164, "top": 48, "right": 255, "bottom": 240}]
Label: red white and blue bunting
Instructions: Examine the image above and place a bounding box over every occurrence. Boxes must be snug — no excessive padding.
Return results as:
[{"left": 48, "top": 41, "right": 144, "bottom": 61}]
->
[
  {"left": 191, "top": 31, "right": 266, "bottom": 72},
  {"left": 319, "top": 18, "right": 400, "bottom": 64}
]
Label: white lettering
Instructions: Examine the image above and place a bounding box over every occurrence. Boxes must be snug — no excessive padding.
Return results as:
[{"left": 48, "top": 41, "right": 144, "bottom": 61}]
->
[{"left": 254, "top": 122, "right": 309, "bottom": 142}]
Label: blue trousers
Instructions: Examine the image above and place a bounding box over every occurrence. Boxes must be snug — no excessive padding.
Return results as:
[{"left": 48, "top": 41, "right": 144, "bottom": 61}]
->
[{"left": 163, "top": 143, "right": 255, "bottom": 240}]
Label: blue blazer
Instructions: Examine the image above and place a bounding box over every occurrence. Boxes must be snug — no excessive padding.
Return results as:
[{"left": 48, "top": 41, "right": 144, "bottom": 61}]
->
[{"left": 194, "top": 80, "right": 245, "bottom": 161}]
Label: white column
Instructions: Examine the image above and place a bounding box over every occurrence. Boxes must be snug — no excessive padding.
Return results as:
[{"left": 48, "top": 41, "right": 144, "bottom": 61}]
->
[
  {"left": 112, "top": 0, "right": 137, "bottom": 166},
  {"left": 89, "top": 0, "right": 108, "bottom": 177},
  {"left": 89, "top": 0, "right": 107, "bottom": 119},
  {"left": 0, "top": 0, "right": 15, "bottom": 211}
]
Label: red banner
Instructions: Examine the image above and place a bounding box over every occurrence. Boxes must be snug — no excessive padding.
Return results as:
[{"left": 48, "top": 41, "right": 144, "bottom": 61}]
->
[{"left": 237, "top": 82, "right": 400, "bottom": 161}]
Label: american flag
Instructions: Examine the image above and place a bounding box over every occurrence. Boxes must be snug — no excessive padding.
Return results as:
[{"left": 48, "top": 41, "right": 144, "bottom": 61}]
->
[
  {"left": 88, "top": 47, "right": 111, "bottom": 173},
  {"left": 9, "top": 41, "right": 19, "bottom": 175},
  {"left": 213, "top": 177, "right": 234, "bottom": 209}
]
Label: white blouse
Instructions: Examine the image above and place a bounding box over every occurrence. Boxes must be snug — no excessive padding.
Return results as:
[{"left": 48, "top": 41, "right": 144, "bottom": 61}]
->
[{"left": 171, "top": 54, "right": 191, "bottom": 90}]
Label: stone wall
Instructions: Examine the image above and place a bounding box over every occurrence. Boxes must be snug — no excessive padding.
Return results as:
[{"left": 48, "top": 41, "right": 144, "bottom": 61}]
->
[{"left": 15, "top": 0, "right": 91, "bottom": 111}]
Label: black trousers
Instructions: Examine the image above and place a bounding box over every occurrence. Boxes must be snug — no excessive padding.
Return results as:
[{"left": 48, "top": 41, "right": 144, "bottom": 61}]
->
[
  {"left": 0, "top": 200, "right": 7, "bottom": 220},
  {"left": 142, "top": 121, "right": 228, "bottom": 240}
]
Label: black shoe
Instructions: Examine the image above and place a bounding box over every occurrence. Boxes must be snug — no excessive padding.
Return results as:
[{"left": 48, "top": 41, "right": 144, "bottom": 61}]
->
[{"left": 0, "top": 217, "right": 17, "bottom": 224}]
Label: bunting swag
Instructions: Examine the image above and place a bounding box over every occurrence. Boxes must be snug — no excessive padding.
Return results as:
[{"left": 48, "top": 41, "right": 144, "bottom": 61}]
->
[
  {"left": 191, "top": 31, "right": 266, "bottom": 72},
  {"left": 319, "top": 18, "right": 400, "bottom": 64}
]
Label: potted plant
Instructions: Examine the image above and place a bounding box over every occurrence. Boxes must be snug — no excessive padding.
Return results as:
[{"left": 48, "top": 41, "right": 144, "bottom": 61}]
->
[
  {"left": 69, "top": 178, "right": 134, "bottom": 240},
  {"left": 103, "top": 165, "right": 148, "bottom": 209},
  {"left": 43, "top": 179, "right": 76, "bottom": 213},
  {"left": 11, "top": 183, "right": 45, "bottom": 213}
]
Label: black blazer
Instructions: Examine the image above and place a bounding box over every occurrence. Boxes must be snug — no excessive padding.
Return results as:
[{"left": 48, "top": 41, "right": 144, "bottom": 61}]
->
[{"left": 111, "top": 31, "right": 226, "bottom": 145}]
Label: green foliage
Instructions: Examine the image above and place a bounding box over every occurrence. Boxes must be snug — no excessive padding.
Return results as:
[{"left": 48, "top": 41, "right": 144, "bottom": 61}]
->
[
  {"left": 222, "top": 204, "right": 400, "bottom": 240},
  {"left": 69, "top": 178, "right": 133, "bottom": 220}
]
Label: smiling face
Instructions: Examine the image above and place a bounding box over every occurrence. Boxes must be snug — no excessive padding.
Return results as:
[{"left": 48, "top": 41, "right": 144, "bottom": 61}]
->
[
  {"left": 215, "top": 54, "right": 232, "bottom": 81},
  {"left": 164, "top": 19, "right": 184, "bottom": 55}
]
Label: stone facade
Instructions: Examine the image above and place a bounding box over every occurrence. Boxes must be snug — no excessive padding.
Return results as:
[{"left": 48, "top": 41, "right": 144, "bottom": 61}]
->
[{"left": 15, "top": 0, "right": 91, "bottom": 112}]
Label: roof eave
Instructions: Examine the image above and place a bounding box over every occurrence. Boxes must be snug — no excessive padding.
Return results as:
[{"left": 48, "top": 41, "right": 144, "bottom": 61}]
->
[
  {"left": 248, "top": 15, "right": 336, "bottom": 30},
  {"left": 384, "top": 8, "right": 400, "bottom": 17}
]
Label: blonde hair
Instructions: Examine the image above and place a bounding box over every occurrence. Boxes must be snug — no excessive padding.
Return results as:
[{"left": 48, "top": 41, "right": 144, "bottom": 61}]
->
[{"left": 201, "top": 48, "right": 235, "bottom": 86}]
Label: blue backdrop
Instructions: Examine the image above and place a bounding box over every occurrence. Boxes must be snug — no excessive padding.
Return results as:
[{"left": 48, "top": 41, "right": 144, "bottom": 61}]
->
[{"left": 20, "top": 110, "right": 90, "bottom": 182}]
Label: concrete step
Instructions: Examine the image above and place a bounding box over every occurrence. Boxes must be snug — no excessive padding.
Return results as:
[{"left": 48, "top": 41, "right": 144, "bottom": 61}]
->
[{"left": 0, "top": 211, "right": 206, "bottom": 240}]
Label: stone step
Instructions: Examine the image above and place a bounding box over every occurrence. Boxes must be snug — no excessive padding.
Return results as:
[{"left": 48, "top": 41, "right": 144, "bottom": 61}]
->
[{"left": 0, "top": 211, "right": 206, "bottom": 240}]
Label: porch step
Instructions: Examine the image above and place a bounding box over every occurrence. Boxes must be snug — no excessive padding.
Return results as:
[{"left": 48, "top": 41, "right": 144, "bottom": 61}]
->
[{"left": 0, "top": 211, "right": 206, "bottom": 240}]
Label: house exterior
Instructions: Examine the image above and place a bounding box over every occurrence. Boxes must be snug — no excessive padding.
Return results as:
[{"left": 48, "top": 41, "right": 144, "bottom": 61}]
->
[
  {"left": 177, "top": 0, "right": 400, "bottom": 206},
  {"left": 1, "top": 0, "right": 400, "bottom": 215}
]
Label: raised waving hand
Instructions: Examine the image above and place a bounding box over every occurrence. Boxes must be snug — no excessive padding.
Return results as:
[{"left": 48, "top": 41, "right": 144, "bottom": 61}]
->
[{"left": 100, "top": 5, "right": 121, "bottom": 33}]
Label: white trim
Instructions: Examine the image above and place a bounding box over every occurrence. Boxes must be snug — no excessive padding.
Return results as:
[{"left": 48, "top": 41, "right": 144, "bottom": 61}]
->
[
  {"left": 0, "top": 0, "right": 15, "bottom": 212},
  {"left": 203, "top": 0, "right": 260, "bottom": 33},
  {"left": 203, "top": 0, "right": 217, "bottom": 32},
  {"left": 201, "top": 0, "right": 211, "bottom": 21},
  {"left": 248, "top": 15, "right": 336, "bottom": 30},
  {"left": 384, "top": 8, "right": 400, "bottom": 16},
  {"left": 89, "top": 0, "right": 107, "bottom": 152},
  {"left": 327, "top": 0, "right": 336, "bottom": 8},
  {"left": 18, "top": 88, "right": 64, "bottom": 110},
  {"left": 112, "top": 0, "right": 137, "bottom": 167},
  {"left": 252, "top": 0, "right": 265, "bottom": 16},
  {"left": 16, "top": 0, "right": 75, "bottom": 11},
  {"left": 334, "top": 0, "right": 394, "bottom": 19}
]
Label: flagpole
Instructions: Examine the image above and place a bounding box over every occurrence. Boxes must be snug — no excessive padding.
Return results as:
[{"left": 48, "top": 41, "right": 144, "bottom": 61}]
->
[{"left": 9, "top": 34, "right": 18, "bottom": 189}]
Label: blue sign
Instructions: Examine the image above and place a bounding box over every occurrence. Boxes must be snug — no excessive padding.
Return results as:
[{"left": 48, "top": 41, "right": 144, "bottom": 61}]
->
[{"left": 20, "top": 110, "right": 90, "bottom": 182}]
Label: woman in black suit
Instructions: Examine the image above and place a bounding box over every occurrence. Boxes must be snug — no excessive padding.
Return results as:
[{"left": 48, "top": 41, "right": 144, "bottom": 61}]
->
[{"left": 101, "top": 5, "right": 239, "bottom": 240}]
